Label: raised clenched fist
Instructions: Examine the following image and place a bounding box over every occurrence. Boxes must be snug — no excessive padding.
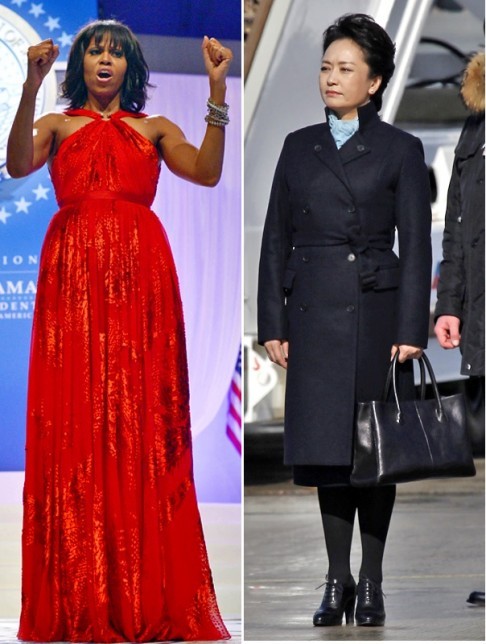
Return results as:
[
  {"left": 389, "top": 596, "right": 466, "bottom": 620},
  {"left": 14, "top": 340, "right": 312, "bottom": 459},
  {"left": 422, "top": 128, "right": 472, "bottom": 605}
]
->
[
  {"left": 26, "top": 39, "right": 60, "bottom": 89},
  {"left": 201, "top": 36, "right": 233, "bottom": 86}
]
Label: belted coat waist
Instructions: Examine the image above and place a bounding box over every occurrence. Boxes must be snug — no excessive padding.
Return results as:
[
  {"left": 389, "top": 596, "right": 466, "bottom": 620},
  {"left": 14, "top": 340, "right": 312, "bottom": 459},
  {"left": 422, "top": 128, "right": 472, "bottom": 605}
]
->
[{"left": 291, "top": 232, "right": 393, "bottom": 249}]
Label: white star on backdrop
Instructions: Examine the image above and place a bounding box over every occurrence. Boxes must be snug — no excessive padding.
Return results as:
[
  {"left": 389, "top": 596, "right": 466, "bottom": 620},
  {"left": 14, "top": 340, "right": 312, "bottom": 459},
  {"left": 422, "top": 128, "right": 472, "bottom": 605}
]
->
[
  {"left": 32, "top": 184, "right": 50, "bottom": 200},
  {"left": 29, "top": 3, "right": 45, "bottom": 18},
  {"left": 15, "top": 197, "right": 33, "bottom": 214},
  {"left": 44, "top": 16, "right": 60, "bottom": 31},
  {"left": 11, "top": 0, "right": 28, "bottom": 7},
  {"left": 0, "top": 207, "right": 12, "bottom": 224},
  {"left": 58, "top": 32, "right": 73, "bottom": 47}
]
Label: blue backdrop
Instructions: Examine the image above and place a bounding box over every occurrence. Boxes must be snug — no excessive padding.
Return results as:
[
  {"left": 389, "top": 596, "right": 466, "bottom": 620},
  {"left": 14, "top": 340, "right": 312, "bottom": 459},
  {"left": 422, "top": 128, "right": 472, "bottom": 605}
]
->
[
  {"left": 98, "top": 0, "right": 240, "bottom": 39},
  {"left": 0, "top": 0, "right": 98, "bottom": 469}
]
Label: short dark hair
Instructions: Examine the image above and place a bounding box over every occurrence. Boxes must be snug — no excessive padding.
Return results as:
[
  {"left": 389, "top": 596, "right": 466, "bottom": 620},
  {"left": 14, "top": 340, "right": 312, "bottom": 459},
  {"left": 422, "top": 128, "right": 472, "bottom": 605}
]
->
[
  {"left": 322, "top": 13, "right": 395, "bottom": 111},
  {"left": 61, "top": 20, "right": 151, "bottom": 112}
]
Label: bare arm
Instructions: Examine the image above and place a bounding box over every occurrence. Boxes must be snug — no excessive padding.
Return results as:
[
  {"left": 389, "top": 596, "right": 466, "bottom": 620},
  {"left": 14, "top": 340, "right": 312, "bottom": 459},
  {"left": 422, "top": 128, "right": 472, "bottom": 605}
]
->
[
  {"left": 158, "top": 37, "right": 232, "bottom": 187},
  {"left": 7, "top": 39, "right": 59, "bottom": 177}
]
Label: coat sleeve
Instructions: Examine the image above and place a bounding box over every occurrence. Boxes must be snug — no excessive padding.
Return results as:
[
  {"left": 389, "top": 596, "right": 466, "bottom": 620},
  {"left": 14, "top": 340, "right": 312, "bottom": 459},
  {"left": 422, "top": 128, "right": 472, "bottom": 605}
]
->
[
  {"left": 433, "top": 121, "right": 469, "bottom": 322},
  {"left": 395, "top": 136, "right": 432, "bottom": 348},
  {"left": 257, "top": 136, "right": 293, "bottom": 345}
]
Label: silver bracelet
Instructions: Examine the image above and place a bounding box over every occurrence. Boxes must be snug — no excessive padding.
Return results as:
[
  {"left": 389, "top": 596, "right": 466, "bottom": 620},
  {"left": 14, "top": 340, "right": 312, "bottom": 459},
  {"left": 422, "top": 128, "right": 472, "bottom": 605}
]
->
[
  {"left": 206, "top": 98, "right": 229, "bottom": 126},
  {"left": 205, "top": 114, "right": 229, "bottom": 127}
]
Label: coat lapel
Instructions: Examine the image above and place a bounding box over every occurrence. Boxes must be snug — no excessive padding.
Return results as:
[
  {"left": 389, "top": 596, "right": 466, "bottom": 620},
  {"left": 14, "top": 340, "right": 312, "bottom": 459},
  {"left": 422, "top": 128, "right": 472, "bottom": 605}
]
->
[
  {"left": 312, "top": 125, "right": 352, "bottom": 192},
  {"left": 338, "top": 131, "right": 371, "bottom": 165},
  {"left": 313, "top": 125, "right": 371, "bottom": 195}
]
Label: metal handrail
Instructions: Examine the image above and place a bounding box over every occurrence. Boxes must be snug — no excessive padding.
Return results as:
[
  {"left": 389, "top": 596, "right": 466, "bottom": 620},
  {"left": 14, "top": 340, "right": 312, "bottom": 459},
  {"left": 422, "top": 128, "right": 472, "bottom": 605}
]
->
[{"left": 244, "top": 0, "right": 275, "bottom": 79}]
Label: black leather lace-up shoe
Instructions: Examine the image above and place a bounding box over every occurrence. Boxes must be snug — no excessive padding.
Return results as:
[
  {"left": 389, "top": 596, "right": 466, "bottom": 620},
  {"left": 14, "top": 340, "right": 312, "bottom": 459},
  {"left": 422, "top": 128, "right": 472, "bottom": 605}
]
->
[
  {"left": 355, "top": 577, "right": 386, "bottom": 626},
  {"left": 313, "top": 577, "right": 356, "bottom": 626}
]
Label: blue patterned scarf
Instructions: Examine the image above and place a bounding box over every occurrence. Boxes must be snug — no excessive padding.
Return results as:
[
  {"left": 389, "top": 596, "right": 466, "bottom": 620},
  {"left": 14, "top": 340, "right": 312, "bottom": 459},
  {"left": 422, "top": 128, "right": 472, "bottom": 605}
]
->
[{"left": 328, "top": 112, "right": 359, "bottom": 149}]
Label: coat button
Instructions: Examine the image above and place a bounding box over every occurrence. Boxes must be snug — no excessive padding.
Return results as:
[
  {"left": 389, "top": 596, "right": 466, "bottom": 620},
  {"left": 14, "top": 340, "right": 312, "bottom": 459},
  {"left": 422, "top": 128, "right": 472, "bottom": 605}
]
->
[
  {"left": 299, "top": 303, "right": 308, "bottom": 312},
  {"left": 347, "top": 253, "right": 356, "bottom": 262},
  {"left": 302, "top": 255, "right": 310, "bottom": 263},
  {"left": 314, "top": 144, "right": 322, "bottom": 152},
  {"left": 347, "top": 205, "right": 356, "bottom": 213},
  {"left": 466, "top": 363, "right": 471, "bottom": 370},
  {"left": 302, "top": 207, "right": 310, "bottom": 214},
  {"left": 346, "top": 305, "right": 355, "bottom": 312},
  {"left": 357, "top": 144, "right": 365, "bottom": 151},
  {"left": 457, "top": 216, "right": 462, "bottom": 223}
]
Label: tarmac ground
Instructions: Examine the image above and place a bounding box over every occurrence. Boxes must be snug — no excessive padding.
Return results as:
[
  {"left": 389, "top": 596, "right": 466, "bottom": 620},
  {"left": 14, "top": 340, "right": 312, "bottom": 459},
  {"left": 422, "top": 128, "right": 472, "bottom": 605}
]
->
[{"left": 244, "top": 456, "right": 485, "bottom": 642}]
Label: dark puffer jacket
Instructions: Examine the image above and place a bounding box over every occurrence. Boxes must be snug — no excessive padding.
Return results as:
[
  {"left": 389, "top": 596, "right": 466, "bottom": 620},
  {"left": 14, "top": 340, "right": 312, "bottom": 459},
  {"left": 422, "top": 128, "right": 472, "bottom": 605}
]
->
[{"left": 435, "top": 52, "right": 485, "bottom": 376}]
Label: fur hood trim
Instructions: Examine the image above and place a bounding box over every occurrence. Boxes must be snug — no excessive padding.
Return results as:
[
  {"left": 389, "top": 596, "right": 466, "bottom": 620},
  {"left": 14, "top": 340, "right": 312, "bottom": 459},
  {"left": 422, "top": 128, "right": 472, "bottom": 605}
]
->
[{"left": 461, "top": 51, "right": 485, "bottom": 113}]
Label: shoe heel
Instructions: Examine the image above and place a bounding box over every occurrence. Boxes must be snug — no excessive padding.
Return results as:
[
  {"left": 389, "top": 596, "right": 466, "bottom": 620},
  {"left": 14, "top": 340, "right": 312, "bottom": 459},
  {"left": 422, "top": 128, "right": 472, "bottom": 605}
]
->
[{"left": 344, "top": 598, "right": 355, "bottom": 625}]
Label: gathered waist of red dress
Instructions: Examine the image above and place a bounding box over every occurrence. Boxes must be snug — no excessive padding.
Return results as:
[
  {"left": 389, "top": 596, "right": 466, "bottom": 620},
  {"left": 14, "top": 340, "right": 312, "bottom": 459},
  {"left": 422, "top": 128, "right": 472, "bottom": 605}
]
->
[{"left": 58, "top": 190, "right": 152, "bottom": 209}]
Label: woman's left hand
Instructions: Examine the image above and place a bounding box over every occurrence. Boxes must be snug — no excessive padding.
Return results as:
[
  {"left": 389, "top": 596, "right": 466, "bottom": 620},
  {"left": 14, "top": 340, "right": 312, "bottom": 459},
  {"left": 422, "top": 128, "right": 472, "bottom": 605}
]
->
[
  {"left": 391, "top": 344, "right": 423, "bottom": 363},
  {"left": 202, "top": 36, "right": 233, "bottom": 87}
]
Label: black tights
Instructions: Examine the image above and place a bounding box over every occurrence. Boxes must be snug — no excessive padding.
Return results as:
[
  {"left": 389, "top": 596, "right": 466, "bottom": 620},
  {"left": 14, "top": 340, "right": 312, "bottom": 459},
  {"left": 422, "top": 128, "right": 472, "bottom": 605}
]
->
[{"left": 317, "top": 485, "right": 396, "bottom": 585}]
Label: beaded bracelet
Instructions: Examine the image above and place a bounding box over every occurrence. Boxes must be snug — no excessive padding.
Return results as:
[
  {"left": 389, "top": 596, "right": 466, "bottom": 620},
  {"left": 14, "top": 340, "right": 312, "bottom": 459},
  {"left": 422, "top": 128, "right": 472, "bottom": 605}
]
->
[{"left": 205, "top": 97, "right": 230, "bottom": 127}]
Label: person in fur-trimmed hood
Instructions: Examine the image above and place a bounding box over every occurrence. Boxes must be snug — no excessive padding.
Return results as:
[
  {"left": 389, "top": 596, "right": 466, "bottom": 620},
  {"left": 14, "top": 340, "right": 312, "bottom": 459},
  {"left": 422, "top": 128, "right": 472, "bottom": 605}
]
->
[
  {"left": 434, "top": 50, "right": 485, "bottom": 378},
  {"left": 435, "top": 50, "right": 485, "bottom": 608}
]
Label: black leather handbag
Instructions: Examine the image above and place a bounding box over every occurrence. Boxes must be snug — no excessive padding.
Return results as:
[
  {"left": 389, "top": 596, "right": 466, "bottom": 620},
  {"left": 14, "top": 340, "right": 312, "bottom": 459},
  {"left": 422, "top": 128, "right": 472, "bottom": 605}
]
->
[{"left": 351, "top": 353, "right": 476, "bottom": 486}]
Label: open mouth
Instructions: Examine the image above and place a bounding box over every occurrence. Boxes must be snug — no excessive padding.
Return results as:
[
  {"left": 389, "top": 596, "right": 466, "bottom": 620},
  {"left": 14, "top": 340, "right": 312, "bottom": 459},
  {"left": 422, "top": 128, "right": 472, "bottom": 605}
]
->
[{"left": 97, "top": 69, "right": 112, "bottom": 80}]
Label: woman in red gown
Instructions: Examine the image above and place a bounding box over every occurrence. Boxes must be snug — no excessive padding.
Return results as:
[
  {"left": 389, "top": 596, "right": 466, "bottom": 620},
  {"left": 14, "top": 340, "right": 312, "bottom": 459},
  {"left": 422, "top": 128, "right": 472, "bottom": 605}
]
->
[{"left": 7, "top": 20, "right": 232, "bottom": 643}]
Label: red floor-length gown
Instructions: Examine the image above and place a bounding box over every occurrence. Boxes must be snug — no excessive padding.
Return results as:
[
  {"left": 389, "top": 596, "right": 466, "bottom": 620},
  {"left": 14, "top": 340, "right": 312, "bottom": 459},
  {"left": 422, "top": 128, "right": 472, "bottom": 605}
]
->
[{"left": 18, "top": 109, "right": 230, "bottom": 642}]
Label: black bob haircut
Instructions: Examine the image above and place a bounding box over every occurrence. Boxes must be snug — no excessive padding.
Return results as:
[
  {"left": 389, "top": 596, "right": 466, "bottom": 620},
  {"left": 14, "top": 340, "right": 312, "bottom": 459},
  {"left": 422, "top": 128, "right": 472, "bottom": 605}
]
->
[
  {"left": 61, "top": 20, "right": 151, "bottom": 112},
  {"left": 322, "top": 13, "right": 396, "bottom": 112}
]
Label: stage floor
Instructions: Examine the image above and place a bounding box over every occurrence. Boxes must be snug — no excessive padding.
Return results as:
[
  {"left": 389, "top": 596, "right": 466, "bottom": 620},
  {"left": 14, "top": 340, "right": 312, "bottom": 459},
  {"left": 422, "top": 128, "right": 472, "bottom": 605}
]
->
[
  {"left": 0, "top": 619, "right": 241, "bottom": 644},
  {"left": 0, "top": 472, "right": 241, "bottom": 643}
]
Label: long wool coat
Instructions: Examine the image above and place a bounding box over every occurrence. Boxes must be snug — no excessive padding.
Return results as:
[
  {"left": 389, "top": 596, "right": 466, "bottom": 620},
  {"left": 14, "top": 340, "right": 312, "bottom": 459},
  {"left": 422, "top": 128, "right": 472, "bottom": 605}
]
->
[{"left": 258, "top": 102, "right": 432, "bottom": 466}]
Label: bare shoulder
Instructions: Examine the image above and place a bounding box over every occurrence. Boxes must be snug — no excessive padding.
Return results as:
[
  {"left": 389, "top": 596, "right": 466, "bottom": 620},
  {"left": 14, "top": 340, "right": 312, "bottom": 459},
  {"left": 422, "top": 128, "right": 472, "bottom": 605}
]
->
[
  {"left": 143, "top": 114, "right": 183, "bottom": 131},
  {"left": 142, "top": 114, "right": 185, "bottom": 140},
  {"left": 46, "top": 111, "right": 96, "bottom": 153},
  {"left": 33, "top": 111, "right": 64, "bottom": 133},
  {"left": 34, "top": 110, "right": 86, "bottom": 143}
]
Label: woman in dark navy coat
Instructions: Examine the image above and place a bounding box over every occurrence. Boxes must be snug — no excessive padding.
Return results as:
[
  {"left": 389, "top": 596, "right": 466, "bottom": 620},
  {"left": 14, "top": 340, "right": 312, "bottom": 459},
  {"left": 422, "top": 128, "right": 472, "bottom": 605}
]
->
[{"left": 258, "top": 14, "right": 432, "bottom": 628}]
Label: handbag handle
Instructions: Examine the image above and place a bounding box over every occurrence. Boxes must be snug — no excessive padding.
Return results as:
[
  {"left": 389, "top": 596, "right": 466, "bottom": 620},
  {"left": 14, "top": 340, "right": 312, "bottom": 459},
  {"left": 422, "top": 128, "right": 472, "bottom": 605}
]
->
[
  {"left": 386, "top": 352, "right": 444, "bottom": 423},
  {"left": 383, "top": 353, "right": 426, "bottom": 401}
]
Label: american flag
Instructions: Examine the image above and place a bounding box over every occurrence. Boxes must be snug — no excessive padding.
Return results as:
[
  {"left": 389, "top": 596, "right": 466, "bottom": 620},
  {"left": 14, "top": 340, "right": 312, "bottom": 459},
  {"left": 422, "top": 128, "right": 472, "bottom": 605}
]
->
[{"left": 226, "top": 347, "right": 242, "bottom": 454}]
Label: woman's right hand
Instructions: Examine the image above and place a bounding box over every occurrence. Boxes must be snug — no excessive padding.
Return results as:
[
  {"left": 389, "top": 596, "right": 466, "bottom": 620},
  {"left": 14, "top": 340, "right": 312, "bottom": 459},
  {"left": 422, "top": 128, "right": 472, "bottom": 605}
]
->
[
  {"left": 264, "top": 340, "right": 289, "bottom": 369},
  {"left": 26, "top": 39, "right": 60, "bottom": 90}
]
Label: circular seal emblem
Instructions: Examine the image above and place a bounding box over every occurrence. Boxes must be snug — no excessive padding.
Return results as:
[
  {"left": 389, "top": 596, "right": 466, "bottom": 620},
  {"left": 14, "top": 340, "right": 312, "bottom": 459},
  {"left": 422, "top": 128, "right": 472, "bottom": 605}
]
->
[{"left": 0, "top": 5, "right": 58, "bottom": 178}]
